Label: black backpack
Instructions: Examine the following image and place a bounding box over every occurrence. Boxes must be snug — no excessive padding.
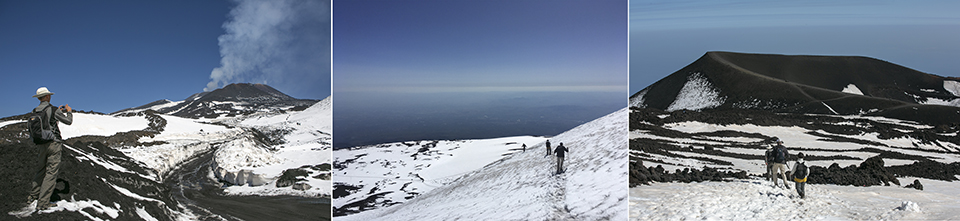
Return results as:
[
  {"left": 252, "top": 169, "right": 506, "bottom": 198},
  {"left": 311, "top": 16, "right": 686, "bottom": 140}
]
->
[
  {"left": 773, "top": 146, "right": 787, "bottom": 163},
  {"left": 28, "top": 105, "right": 57, "bottom": 144},
  {"left": 795, "top": 162, "right": 808, "bottom": 179}
]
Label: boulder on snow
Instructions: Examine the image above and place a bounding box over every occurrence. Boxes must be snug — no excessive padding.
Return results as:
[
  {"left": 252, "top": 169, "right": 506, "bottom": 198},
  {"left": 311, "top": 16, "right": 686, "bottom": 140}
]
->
[
  {"left": 217, "top": 168, "right": 271, "bottom": 187},
  {"left": 904, "top": 179, "right": 923, "bottom": 191},
  {"left": 292, "top": 183, "right": 312, "bottom": 191},
  {"left": 224, "top": 171, "right": 237, "bottom": 184},
  {"left": 277, "top": 168, "right": 309, "bottom": 188}
]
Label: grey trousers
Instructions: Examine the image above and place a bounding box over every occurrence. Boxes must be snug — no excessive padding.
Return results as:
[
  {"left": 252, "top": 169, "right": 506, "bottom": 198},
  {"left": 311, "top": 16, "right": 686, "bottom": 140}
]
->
[
  {"left": 766, "top": 163, "right": 774, "bottom": 181},
  {"left": 796, "top": 181, "right": 806, "bottom": 198},
  {"left": 30, "top": 141, "right": 62, "bottom": 206},
  {"left": 556, "top": 156, "right": 565, "bottom": 173}
]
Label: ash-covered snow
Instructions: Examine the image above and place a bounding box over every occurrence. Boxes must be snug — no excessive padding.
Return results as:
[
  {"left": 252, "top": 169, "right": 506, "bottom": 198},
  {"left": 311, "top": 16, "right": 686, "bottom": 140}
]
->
[
  {"left": 842, "top": 84, "right": 864, "bottom": 95},
  {"left": 666, "top": 72, "right": 726, "bottom": 112},
  {"left": 945, "top": 80, "right": 960, "bottom": 97},
  {"left": 630, "top": 177, "right": 960, "bottom": 220},
  {"left": 645, "top": 119, "right": 960, "bottom": 171},
  {"left": 338, "top": 108, "right": 627, "bottom": 220}
]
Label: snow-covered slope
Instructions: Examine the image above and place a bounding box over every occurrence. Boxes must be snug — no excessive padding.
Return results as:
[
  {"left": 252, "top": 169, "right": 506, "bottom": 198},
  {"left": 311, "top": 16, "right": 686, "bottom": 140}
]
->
[
  {"left": 630, "top": 177, "right": 960, "bottom": 220},
  {"left": 338, "top": 108, "right": 627, "bottom": 220},
  {"left": 333, "top": 136, "right": 547, "bottom": 215},
  {"left": 214, "top": 96, "right": 333, "bottom": 197},
  {"left": 2, "top": 94, "right": 330, "bottom": 220}
]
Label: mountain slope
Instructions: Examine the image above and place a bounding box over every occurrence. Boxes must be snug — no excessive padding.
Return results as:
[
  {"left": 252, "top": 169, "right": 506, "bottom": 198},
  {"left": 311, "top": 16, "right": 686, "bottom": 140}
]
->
[
  {"left": 630, "top": 52, "right": 960, "bottom": 124},
  {"left": 339, "top": 108, "right": 627, "bottom": 220},
  {"left": 1, "top": 89, "right": 330, "bottom": 220}
]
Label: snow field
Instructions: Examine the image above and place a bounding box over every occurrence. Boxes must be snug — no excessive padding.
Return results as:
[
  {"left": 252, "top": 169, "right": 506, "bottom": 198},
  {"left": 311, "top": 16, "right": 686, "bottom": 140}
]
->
[
  {"left": 0, "top": 120, "right": 25, "bottom": 129},
  {"left": 333, "top": 136, "right": 546, "bottom": 211},
  {"left": 630, "top": 177, "right": 960, "bottom": 220},
  {"left": 59, "top": 113, "right": 149, "bottom": 139}
]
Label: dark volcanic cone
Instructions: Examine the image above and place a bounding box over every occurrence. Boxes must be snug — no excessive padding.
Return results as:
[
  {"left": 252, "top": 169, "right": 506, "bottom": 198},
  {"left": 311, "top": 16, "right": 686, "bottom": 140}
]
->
[
  {"left": 631, "top": 51, "right": 960, "bottom": 124},
  {"left": 114, "top": 83, "right": 317, "bottom": 119}
]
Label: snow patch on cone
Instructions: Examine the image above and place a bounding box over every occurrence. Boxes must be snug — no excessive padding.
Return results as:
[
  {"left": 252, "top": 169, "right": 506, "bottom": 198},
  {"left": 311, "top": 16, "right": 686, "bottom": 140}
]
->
[
  {"left": 667, "top": 72, "right": 725, "bottom": 112},
  {"left": 842, "top": 84, "right": 864, "bottom": 95}
]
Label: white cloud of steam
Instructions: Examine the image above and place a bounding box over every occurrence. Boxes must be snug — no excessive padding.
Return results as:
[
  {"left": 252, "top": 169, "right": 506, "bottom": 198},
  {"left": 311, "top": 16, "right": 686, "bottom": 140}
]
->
[{"left": 206, "top": 0, "right": 330, "bottom": 97}]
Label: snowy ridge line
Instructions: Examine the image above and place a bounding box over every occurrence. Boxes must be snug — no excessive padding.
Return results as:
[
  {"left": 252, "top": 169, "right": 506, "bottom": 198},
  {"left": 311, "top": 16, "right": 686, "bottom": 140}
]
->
[{"left": 0, "top": 120, "right": 25, "bottom": 129}]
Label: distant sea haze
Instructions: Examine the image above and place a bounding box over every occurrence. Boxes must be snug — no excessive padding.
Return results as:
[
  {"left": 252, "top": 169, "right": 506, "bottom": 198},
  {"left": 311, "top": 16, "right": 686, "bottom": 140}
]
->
[{"left": 333, "top": 91, "right": 624, "bottom": 148}]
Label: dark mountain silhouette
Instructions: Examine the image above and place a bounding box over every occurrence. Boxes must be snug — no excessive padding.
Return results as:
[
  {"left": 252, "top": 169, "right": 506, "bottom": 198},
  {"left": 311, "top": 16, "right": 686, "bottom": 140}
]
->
[
  {"left": 631, "top": 51, "right": 960, "bottom": 124},
  {"left": 114, "top": 83, "right": 317, "bottom": 119}
]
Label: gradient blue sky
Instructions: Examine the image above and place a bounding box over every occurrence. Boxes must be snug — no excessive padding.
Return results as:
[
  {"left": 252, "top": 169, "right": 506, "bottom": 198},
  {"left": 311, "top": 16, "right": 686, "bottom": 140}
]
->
[
  {"left": 334, "top": 0, "right": 627, "bottom": 93},
  {"left": 0, "top": 0, "right": 331, "bottom": 117},
  {"left": 630, "top": 0, "right": 960, "bottom": 95}
]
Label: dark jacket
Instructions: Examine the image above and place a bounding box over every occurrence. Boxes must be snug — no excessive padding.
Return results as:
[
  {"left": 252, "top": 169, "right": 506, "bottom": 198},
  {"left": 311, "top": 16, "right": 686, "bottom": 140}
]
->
[
  {"left": 772, "top": 144, "right": 788, "bottom": 164},
  {"left": 34, "top": 101, "right": 73, "bottom": 140},
  {"left": 554, "top": 144, "right": 568, "bottom": 158}
]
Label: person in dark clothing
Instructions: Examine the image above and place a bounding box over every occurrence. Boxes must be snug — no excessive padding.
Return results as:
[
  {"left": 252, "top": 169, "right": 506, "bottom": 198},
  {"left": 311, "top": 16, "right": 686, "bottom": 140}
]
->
[
  {"left": 771, "top": 139, "right": 790, "bottom": 189},
  {"left": 792, "top": 152, "right": 809, "bottom": 199},
  {"left": 764, "top": 145, "right": 774, "bottom": 182},
  {"left": 27, "top": 87, "right": 73, "bottom": 211},
  {"left": 554, "top": 142, "right": 568, "bottom": 174},
  {"left": 545, "top": 140, "right": 552, "bottom": 157},
  {"left": 522, "top": 143, "right": 526, "bottom": 152}
]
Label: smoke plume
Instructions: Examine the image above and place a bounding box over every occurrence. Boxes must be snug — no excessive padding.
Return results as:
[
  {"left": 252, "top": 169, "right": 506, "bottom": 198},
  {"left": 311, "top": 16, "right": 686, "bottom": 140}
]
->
[{"left": 205, "top": 0, "right": 330, "bottom": 97}]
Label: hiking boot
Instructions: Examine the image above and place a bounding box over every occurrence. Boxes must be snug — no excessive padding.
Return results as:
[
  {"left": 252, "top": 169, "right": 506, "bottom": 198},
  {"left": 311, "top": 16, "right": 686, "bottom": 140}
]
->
[
  {"left": 36, "top": 202, "right": 56, "bottom": 211},
  {"left": 24, "top": 196, "right": 36, "bottom": 205}
]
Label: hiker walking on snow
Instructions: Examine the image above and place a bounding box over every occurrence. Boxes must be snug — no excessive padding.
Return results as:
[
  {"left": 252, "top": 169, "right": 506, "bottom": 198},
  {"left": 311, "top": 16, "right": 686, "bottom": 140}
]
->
[
  {"left": 554, "top": 142, "right": 568, "bottom": 174},
  {"left": 522, "top": 143, "right": 526, "bottom": 152},
  {"left": 764, "top": 145, "right": 774, "bottom": 182},
  {"left": 545, "top": 140, "right": 552, "bottom": 157},
  {"left": 792, "top": 152, "right": 809, "bottom": 199},
  {"left": 26, "top": 87, "right": 73, "bottom": 211},
  {"left": 771, "top": 138, "right": 790, "bottom": 189}
]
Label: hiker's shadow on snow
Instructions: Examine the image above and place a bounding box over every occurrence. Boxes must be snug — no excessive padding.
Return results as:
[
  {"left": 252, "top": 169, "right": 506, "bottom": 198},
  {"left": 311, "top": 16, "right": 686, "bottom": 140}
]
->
[
  {"left": 761, "top": 191, "right": 786, "bottom": 198},
  {"left": 732, "top": 179, "right": 764, "bottom": 185},
  {"left": 50, "top": 178, "right": 70, "bottom": 202}
]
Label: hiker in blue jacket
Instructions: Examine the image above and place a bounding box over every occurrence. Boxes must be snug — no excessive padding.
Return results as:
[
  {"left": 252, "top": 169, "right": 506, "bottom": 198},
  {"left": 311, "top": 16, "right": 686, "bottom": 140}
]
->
[
  {"left": 554, "top": 142, "right": 568, "bottom": 174},
  {"left": 792, "top": 152, "right": 809, "bottom": 198}
]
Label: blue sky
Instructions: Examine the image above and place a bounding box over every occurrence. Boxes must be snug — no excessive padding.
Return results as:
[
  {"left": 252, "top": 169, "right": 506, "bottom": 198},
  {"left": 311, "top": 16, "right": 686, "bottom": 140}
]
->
[
  {"left": 0, "top": 0, "right": 331, "bottom": 117},
  {"left": 333, "top": 0, "right": 627, "bottom": 147},
  {"left": 630, "top": 0, "right": 960, "bottom": 95},
  {"left": 334, "top": 0, "right": 627, "bottom": 93}
]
